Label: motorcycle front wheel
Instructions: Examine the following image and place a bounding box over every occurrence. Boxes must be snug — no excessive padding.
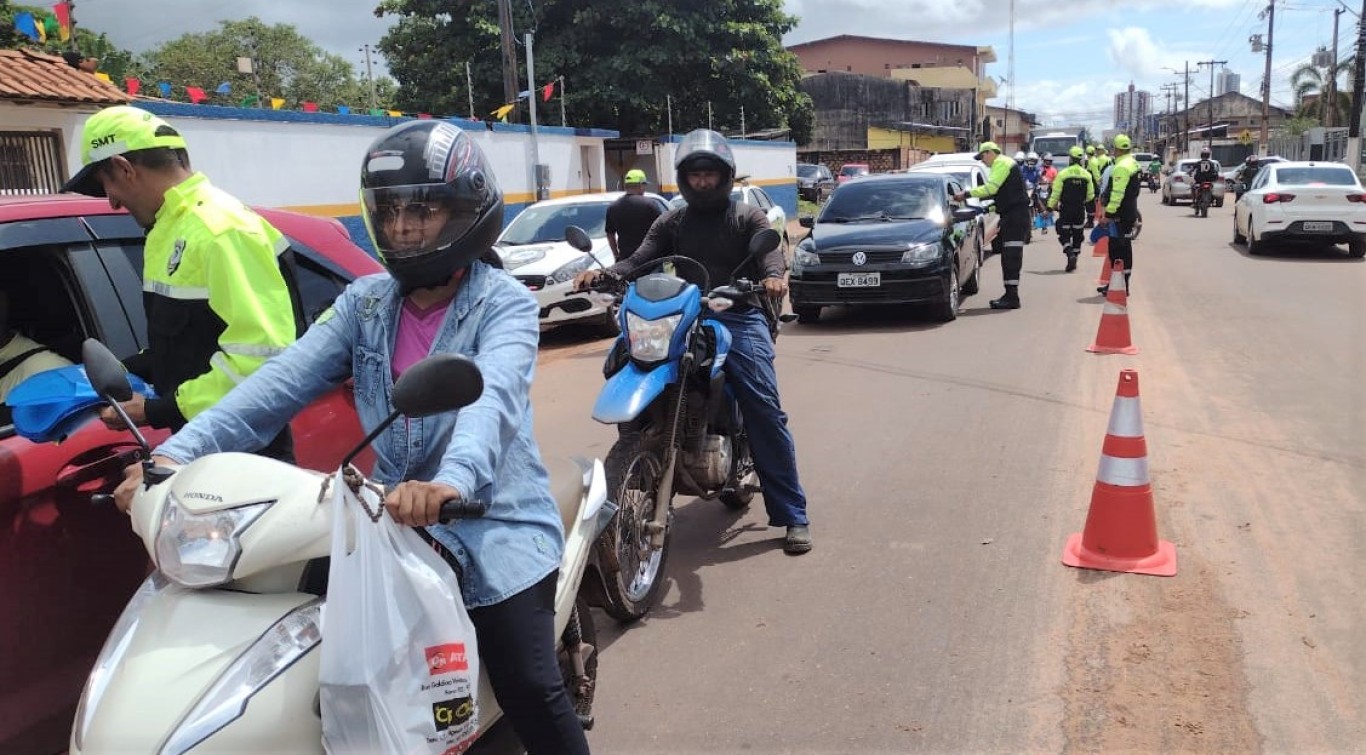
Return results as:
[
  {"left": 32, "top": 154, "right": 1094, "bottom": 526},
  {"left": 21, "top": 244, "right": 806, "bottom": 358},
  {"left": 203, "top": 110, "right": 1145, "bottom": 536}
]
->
[{"left": 598, "top": 434, "right": 671, "bottom": 622}]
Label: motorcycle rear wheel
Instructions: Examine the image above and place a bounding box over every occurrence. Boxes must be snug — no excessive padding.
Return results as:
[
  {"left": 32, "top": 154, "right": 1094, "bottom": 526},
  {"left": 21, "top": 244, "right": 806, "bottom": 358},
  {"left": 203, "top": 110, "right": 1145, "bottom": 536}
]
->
[{"left": 599, "top": 435, "right": 671, "bottom": 622}]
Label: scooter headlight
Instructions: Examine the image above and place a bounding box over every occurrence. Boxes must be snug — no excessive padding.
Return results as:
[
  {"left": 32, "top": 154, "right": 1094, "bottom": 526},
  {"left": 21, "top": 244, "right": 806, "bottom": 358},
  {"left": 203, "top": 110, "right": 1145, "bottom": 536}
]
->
[
  {"left": 625, "top": 312, "right": 682, "bottom": 362},
  {"left": 160, "top": 599, "right": 323, "bottom": 755},
  {"left": 155, "top": 496, "right": 272, "bottom": 587}
]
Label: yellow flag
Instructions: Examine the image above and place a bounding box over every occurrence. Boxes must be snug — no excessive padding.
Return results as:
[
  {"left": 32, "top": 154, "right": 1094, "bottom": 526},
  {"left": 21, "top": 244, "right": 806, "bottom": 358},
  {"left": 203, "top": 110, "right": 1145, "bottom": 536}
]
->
[
  {"left": 388, "top": 110, "right": 403, "bottom": 117},
  {"left": 492, "top": 103, "right": 515, "bottom": 121},
  {"left": 271, "top": 97, "right": 285, "bottom": 110},
  {"left": 94, "top": 72, "right": 111, "bottom": 84}
]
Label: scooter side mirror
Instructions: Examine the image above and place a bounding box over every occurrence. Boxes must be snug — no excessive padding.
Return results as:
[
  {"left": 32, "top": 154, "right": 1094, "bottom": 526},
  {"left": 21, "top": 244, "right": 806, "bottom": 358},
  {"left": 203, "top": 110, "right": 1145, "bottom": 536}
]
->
[
  {"left": 82, "top": 338, "right": 133, "bottom": 402},
  {"left": 565, "top": 225, "right": 593, "bottom": 253},
  {"left": 391, "top": 354, "right": 485, "bottom": 418},
  {"left": 748, "top": 228, "right": 781, "bottom": 257}
]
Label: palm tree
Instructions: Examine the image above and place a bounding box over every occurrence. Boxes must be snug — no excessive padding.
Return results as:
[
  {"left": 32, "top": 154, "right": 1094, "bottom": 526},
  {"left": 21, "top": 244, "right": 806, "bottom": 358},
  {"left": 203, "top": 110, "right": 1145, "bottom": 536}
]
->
[{"left": 1291, "top": 58, "right": 1353, "bottom": 127}]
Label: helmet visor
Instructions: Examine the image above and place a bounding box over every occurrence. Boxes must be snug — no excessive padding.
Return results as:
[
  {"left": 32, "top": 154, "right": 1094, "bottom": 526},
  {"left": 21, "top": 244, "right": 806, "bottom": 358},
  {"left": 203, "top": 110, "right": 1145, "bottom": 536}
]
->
[
  {"left": 362, "top": 179, "right": 495, "bottom": 260},
  {"left": 674, "top": 129, "right": 736, "bottom": 171}
]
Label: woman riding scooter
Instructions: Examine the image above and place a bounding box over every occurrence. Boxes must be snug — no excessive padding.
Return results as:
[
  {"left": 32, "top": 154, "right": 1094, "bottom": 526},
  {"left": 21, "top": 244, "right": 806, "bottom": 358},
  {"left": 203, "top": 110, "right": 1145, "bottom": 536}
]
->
[{"left": 115, "top": 121, "right": 592, "bottom": 755}]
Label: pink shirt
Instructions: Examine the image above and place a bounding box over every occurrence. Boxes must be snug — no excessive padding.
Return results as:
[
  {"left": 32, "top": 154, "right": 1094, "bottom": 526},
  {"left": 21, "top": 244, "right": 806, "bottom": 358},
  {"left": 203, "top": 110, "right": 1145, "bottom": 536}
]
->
[{"left": 391, "top": 294, "right": 456, "bottom": 382}]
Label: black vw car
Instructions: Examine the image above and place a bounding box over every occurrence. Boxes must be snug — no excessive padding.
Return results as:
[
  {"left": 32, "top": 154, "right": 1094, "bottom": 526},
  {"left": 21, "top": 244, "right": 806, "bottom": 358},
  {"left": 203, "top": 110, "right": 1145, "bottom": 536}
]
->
[{"left": 789, "top": 173, "right": 984, "bottom": 323}]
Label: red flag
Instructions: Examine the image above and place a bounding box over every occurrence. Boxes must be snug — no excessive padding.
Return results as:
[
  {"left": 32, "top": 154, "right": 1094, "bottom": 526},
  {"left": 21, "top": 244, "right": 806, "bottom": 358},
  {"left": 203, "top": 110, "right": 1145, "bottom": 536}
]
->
[
  {"left": 125, "top": 78, "right": 140, "bottom": 96},
  {"left": 51, "top": 2, "right": 70, "bottom": 36},
  {"left": 542, "top": 81, "right": 555, "bottom": 102},
  {"left": 185, "top": 86, "right": 207, "bottom": 104},
  {"left": 418, "top": 113, "right": 432, "bottom": 119},
  {"left": 302, "top": 101, "right": 318, "bottom": 112}
]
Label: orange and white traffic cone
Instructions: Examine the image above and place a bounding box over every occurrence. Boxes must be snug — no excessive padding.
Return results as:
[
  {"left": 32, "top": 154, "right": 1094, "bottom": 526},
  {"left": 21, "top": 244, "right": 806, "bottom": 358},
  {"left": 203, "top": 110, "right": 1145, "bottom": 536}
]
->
[
  {"left": 1096, "top": 249, "right": 1113, "bottom": 286},
  {"left": 1087, "top": 262, "right": 1137, "bottom": 355},
  {"left": 1062, "top": 369, "right": 1176, "bottom": 576}
]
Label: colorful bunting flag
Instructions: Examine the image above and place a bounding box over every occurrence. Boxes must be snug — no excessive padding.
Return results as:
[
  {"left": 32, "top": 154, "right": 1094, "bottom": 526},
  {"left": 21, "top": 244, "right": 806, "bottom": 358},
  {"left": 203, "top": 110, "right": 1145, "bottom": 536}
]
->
[
  {"left": 492, "top": 103, "right": 515, "bottom": 121},
  {"left": 387, "top": 110, "right": 402, "bottom": 117},
  {"left": 125, "top": 78, "right": 140, "bottom": 96},
  {"left": 418, "top": 113, "right": 432, "bottom": 119},
  {"left": 215, "top": 82, "right": 231, "bottom": 95},
  {"left": 271, "top": 97, "right": 285, "bottom": 110},
  {"left": 158, "top": 81, "right": 172, "bottom": 98},
  {"left": 13, "top": 12, "right": 41, "bottom": 42},
  {"left": 239, "top": 95, "right": 260, "bottom": 108},
  {"left": 542, "top": 81, "right": 555, "bottom": 102},
  {"left": 51, "top": 3, "right": 71, "bottom": 42},
  {"left": 93, "top": 72, "right": 111, "bottom": 84},
  {"left": 41, "top": 13, "right": 59, "bottom": 42},
  {"left": 337, "top": 105, "right": 350, "bottom": 115},
  {"left": 368, "top": 108, "right": 383, "bottom": 116},
  {"left": 186, "top": 86, "right": 208, "bottom": 104},
  {"left": 302, "top": 102, "right": 318, "bottom": 113}
]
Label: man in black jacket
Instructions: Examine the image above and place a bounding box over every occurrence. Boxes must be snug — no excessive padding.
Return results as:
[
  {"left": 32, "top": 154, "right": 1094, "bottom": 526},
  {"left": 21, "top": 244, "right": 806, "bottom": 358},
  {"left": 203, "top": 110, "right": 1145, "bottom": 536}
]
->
[{"left": 575, "top": 129, "right": 813, "bottom": 554}]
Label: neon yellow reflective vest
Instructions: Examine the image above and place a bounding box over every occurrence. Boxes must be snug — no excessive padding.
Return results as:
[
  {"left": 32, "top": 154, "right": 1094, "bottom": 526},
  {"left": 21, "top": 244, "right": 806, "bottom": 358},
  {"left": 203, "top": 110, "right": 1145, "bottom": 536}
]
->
[{"left": 134, "top": 172, "right": 298, "bottom": 429}]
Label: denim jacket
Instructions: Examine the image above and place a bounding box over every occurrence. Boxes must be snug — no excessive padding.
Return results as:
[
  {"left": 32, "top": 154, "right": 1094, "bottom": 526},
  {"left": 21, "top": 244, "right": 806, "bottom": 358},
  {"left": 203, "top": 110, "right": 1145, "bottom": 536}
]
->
[{"left": 156, "top": 261, "right": 563, "bottom": 608}]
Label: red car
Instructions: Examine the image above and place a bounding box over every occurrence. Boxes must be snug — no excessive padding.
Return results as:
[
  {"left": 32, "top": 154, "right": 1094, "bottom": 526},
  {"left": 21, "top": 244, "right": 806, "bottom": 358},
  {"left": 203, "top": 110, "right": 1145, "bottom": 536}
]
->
[
  {"left": 837, "top": 163, "right": 870, "bottom": 184},
  {"left": 0, "top": 195, "right": 382, "bottom": 753}
]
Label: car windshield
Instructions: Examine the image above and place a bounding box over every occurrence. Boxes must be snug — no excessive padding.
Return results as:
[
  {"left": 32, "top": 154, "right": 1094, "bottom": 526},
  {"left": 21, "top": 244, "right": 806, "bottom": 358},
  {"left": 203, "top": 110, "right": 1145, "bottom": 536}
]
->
[
  {"left": 1275, "top": 167, "right": 1357, "bottom": 186},
  {"left": 797, "top": 165, "right": 820, "bottom": 178},
  {"left": 820, "top": 178, "right": 942, "bottom": 222},
  {"left": 1032, "top": 138, "right": 1077, "bottom": 156},
  {"left": 500, "top": 201, "right": 612, "bottom": 245},
  {"left": 840, "top": 165, "right": 869, "bottom": 177}
]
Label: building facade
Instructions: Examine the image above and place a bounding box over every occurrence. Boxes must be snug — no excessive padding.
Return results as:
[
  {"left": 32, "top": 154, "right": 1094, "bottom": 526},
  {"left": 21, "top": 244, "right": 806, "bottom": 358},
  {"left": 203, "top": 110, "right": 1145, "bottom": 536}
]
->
[
  {"left": 1113, "top": 84, "right": 1152, "bottom": 140},
  {"left": 984, "top": 104, "right": 1039, "bottom": 155},
  {"left": 799, "top": 71, "right": 975, "bottom": 156},
  {"left": 1216, "top": 68, "right": 1241, "bottom": 97}
]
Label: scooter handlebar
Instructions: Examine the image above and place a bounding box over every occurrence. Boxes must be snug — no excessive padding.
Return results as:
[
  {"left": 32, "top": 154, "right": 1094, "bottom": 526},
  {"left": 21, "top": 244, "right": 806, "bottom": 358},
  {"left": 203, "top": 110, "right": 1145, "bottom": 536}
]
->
[{"left": 438, "top": 498, "right": 490, "bottom": 522}]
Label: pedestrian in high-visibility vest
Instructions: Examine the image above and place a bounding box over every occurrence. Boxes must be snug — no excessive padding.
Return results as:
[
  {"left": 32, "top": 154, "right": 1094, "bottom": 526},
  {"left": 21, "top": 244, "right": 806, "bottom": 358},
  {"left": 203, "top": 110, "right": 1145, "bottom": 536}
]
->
[
  {"left": 1048, "top": 145, "right": 1095, "bottom": 273},
  {"left": 64, "top": 105, "right": 301, "bottom": 459}
]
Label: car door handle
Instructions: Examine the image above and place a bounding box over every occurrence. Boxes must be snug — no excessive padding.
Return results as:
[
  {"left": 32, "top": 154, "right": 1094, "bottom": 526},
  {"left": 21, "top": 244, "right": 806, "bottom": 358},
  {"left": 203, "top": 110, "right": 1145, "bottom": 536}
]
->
[{"left": 55, "top": 446, "right": 144, "bottom": 492}]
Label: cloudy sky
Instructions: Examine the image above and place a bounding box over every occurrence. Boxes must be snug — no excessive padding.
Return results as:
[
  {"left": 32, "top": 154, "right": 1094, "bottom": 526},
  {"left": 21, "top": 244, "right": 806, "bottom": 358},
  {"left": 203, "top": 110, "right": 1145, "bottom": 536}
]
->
[{"left": 78, "top": 0, "right": 1338, "bottom": 129}]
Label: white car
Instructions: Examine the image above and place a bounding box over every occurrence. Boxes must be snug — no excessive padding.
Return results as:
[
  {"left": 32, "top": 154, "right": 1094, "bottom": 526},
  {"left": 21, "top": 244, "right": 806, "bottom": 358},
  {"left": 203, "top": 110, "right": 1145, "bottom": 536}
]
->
[
  {"left": 496, "top": 191, "right": 670, "bottom": 332},
  {"left": 1232, "top": 161, "right": 1366, "bottom": 258},
  {"left": 905, "top": 158, "right": 1001, "bottom": 259},
  {"left": 667, "top": 182, "right": 789, "bottom": 246}
]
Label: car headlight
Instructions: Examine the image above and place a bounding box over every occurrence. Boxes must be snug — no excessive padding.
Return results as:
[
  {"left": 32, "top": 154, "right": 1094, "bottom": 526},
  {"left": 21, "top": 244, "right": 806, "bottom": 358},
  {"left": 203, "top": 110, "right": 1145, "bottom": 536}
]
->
[
  {"left": 546, "top": 253, "right": 599, "bottom": 286},
  {"left": 794, "top": 246, "right": 820, "bottom": 267},
  {"left": 901, "top": 243, "right": 940, "bottom": 263},
  {"left": 160, "top": 599, "right": 323, "bottom": 755},
  {"left": 155, "top": 497, "right": 272, "bottom": 587},
  {"left": 72, "top": 574, "right": 171, "bottom": 752},
  {"left": 625, "top": 312, "right": 682, "bottom": 362}
]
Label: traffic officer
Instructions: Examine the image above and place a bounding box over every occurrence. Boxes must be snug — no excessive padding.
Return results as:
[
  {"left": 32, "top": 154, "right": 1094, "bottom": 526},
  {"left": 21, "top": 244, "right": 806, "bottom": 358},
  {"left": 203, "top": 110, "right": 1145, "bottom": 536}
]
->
[
  {"left": 955, "top": 141, "right": 1030, "bottom": 310},
  {"left": 1083, "top": 145, "right": 1097, "bottom": 229},
  {"left": 63, "top": 105, "right": 301, "bottom": 459},
  {"left": 1047, "top": 145, "right": 1095, "bottom": 273},
  {"left": 1100, "top": 134, "right": 1142, "bottom": 295}
]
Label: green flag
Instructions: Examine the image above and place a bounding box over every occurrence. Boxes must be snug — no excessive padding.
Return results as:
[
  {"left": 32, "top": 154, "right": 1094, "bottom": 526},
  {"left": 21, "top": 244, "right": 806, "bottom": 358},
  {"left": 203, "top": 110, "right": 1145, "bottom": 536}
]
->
[
  {"left": 239, "top": 95, "right": 260, "bottom": 108},
  {"left": 369, "top": 108, "right": 384, "bottom": 116}
]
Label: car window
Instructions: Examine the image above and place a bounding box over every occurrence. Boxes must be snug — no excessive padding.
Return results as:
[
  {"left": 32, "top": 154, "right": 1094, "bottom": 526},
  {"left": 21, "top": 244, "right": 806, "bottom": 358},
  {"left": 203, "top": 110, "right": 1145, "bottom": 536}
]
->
[
  {"left": 1275, "top": 167, "right": 1357, "bottom": 186},
  {"left": 499, "top": 201, "right": 613, "bottom": 244},
  {"left": 753, "top": 188, "right": 774, "bottom": 210},
  {"left": 1252, "top": 171, "right": 1270, "bottom": 190},
  {"left": 797, "top": 165, "right": 818, "bottom": 179},
  {"left": 730, "top": 189, "right": 744, "bottom": 204},
  {"left": 821, "top": 178, "right": 943, "bottom": 220},
  {"left": 840, "top": 165, "right": 869, "bottom": 177}
]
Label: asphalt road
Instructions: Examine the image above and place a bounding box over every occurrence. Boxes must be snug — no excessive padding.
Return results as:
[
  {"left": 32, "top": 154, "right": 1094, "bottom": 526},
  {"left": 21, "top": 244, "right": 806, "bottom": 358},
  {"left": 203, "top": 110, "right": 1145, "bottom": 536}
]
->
[{"left": 530, "top": 191, "right": 1366, "bottom": 754}]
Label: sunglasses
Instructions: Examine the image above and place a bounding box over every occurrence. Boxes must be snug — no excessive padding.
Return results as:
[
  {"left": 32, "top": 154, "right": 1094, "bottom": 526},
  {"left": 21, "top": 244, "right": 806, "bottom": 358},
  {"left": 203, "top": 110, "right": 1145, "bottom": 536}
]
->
[{"left": 376, "top": 202, "right": 440, "bottom": 224}]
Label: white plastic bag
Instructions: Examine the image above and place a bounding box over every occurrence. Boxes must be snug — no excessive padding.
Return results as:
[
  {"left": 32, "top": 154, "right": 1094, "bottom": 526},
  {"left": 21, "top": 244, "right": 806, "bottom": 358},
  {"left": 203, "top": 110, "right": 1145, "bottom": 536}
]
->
[{"left": 320, "top": 471, "right": 481, "bottom": 754}]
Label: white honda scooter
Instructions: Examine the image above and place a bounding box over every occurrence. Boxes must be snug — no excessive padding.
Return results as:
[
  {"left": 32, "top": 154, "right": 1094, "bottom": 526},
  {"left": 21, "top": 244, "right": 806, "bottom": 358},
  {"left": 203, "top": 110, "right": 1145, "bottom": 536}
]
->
[{"left": 69, "top": 341, "right": 610, "bottom": 754}]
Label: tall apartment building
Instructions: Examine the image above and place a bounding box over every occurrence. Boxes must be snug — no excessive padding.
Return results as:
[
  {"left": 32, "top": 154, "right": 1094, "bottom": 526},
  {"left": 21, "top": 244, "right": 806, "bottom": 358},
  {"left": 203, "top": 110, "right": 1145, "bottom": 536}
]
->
[
  {"left": 1113, "top": 83, "right": 1152, "bottom": 137},
  {"left": 1216, "top": 68, "right": 1241, "bottom": 96}
]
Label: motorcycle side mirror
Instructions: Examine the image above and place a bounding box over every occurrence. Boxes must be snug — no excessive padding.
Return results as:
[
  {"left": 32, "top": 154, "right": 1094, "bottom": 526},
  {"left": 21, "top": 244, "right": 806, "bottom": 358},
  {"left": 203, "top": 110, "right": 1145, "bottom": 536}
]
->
[
  {"left": 565, "top": 225, "right": 593, "bottom": 253},
  {"left": 342, "top": 354, "right": 485, "bottom": 469},
  {"left": 748, "top": 228, "right": 781, "bottom": 257},
  {"left": 799, "top": 216, "right": 815, "bottom": 228},
  {"left": 81, "top": 338, "right": 166, "bottom": 485},
  {"left": 391, "top": 353, "right": 485, "bottom": 418}
]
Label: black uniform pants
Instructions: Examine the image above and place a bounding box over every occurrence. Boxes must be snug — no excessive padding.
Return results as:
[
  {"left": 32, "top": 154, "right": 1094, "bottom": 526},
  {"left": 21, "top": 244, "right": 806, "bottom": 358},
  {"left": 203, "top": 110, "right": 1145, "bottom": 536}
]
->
[
  {"left": 999, "top": 209, "right": 1030, "bottom": 286},
  {"left": 1108, "top": 218, "right": 1135, "bottom": 277},
  {"left": 1056, "top": 207, "right": 1086, "bottom": 254}
]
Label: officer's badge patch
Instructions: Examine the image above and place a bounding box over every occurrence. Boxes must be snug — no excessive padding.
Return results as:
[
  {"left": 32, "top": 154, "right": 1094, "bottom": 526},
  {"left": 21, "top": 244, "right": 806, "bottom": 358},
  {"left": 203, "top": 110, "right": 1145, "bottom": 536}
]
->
[{"left": 168, "top": 239, "right": 187, "bottom": 276}]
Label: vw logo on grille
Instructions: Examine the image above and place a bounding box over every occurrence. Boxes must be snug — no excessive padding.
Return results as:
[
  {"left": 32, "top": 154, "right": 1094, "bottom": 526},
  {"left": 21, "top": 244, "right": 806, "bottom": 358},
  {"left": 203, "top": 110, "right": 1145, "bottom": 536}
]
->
[{"left": 852, "top": 251, "right": 868, "bottom": 266}]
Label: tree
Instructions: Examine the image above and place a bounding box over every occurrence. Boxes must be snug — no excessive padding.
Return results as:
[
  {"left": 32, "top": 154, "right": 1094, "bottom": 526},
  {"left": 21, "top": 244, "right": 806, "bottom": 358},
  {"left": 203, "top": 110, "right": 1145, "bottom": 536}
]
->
[
  {"left": 143, "top": 18, "right": 392, "bottom": 109},
  {"left": 1, "top": 3, "right": 146, "bottom": 84},
  {"left": 0, "top": 0, "right": 27, "bottom": 48},
  {"left": 376, "top": 0, "right": 813, "bottom": 142},
  {"left": 1290, "top": 59, "right": 1352, "bottom": 126}
]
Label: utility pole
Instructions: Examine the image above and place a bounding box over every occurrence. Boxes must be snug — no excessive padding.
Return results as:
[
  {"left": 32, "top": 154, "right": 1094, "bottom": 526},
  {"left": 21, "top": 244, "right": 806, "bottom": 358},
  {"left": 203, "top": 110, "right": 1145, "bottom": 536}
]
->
[
  {"left": 525, "top": 32, "right": 546, "bottom": 200},
  {"left": 1329, "top": 7, "right": 1345, "bottom": 128},
  {"left": 1183, "top": 61, "right": 1191, "bottom": 156},
  {"left": 1258, "top": 0, "right": 1275, "bottom": 153},
  {"left": 67, "top": 1, "right": 77, "bottom": 52},
  {"left": 359, "top": 44, "right": 377, "bottom": 111},
  {"left": 1198, "top": 59, "right": 1228, "bottom": 150},
  {"left": 666, "top": 93, "right": 673, "bottom": 137},
  {"left": 740, "top": 104, "right": 746, "bottom": 137},
  {"left": 559, "top": 76, "right": 566, "bottom": 127},
  {"left": 496, "top": 0, "right": 519, "bottom": 120},
  {"left": 1348, "top": 1, "right": 1366, "bottom": 173},
  {"left": 466, "top": 61, "right": 475, "bottom": 120},
  {"left": 1161, "top": 83, "right": 1180, "bottom": 156}
]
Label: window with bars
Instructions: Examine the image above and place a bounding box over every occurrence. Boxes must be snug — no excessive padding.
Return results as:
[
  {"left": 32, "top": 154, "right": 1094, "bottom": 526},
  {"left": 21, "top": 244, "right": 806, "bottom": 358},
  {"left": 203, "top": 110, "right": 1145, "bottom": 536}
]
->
[{"left": 0, "top": 131, "right": 67, "bottom": 195}]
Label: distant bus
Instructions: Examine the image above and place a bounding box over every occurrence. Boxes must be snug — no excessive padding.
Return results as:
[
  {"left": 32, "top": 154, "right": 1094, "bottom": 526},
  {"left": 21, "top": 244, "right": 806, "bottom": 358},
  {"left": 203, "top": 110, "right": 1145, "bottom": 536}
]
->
[{"left": 1029, "top": 127, "right": 1091, "bottom": 167}]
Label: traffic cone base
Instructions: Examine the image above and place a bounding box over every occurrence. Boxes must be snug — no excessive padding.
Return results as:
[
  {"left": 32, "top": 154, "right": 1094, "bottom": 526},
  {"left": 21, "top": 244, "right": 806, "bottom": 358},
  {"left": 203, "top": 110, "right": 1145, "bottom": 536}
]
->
[{"left": 1062, "top": 369, "right": 1176, "bottom": 577}]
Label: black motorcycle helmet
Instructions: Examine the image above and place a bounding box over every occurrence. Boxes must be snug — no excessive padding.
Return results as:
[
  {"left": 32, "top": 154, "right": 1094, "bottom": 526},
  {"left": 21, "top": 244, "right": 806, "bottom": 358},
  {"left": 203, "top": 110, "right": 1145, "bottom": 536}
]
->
[
  {"left": 674, "top": 129, "right": 737, "bottom": 212},
  {"left": 360, "top": 121, "right": 503, "bottom": 292},
  {"left": 1200, "top": 147, "right": 1211, "bottom": 159}
]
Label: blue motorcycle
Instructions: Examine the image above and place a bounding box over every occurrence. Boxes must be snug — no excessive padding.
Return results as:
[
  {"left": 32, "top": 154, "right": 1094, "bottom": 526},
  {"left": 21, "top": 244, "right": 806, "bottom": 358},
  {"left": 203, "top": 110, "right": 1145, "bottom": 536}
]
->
[{"left": 566, "top": 226, "right": 783, "bottom": 621}]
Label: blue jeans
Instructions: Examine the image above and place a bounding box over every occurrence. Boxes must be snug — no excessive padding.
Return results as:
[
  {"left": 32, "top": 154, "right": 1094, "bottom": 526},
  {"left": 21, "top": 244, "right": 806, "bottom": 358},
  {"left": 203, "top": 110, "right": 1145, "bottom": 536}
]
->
[{"left": 711, "top": 308, "right": 809, "bottom": 527}]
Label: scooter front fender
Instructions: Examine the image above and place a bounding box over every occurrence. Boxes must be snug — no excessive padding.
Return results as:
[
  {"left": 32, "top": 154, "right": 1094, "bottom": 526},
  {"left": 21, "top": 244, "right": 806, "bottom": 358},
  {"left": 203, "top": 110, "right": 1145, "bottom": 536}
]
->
[{"left": 591, "top": 360, "right": 678, "bottom": 424}]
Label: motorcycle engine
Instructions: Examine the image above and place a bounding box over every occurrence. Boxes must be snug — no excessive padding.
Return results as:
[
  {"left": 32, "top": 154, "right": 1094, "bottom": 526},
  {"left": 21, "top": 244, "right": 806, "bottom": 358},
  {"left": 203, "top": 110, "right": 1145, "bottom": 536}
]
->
[{"left": 683, "top": 434, "right": 732, "bottom": 490}]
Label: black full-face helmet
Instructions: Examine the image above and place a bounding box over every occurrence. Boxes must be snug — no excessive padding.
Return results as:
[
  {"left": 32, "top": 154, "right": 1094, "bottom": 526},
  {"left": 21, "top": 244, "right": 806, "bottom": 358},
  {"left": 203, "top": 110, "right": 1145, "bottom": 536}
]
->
[
  {"left": 674, "top": 129, "right": 737, "bottom": 212},
  {"left": 360, "top": 121, "right": 503, "bottom": 292},
  {"left": 1200, "top": 147, "right": 1211, "bottom": 159}
]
